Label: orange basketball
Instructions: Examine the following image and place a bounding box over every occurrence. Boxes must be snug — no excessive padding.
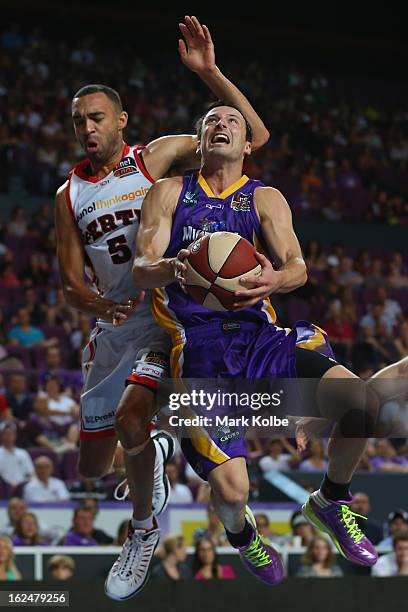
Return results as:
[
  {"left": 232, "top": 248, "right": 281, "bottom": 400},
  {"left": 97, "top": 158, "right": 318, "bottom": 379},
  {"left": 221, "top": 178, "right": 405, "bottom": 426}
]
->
[{"left": 184, "top": 231, "right": 261, "bottom": 311}]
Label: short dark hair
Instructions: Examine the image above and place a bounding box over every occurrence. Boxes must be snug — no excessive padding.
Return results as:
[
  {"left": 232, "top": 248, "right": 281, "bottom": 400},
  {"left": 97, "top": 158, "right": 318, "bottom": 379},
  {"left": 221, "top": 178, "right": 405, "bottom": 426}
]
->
[
  {"left": 393, "top": 531, "right": 408, "bottom": 547},
  {"left": 72, "top": 84, "right": 123, "bottom": 112},
  {"left": 195, "top": 100, "right": 252, "bottom": 142}
]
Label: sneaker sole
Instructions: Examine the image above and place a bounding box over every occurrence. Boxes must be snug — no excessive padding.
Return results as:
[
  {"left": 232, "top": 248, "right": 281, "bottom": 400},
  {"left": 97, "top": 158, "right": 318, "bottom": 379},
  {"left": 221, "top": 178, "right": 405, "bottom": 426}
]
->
[
  {"left": 104, "top": 537, "right": 160, "bottom": 601},
  {"left": 151, "top": 431, "right": 175, "bottom": 515}
]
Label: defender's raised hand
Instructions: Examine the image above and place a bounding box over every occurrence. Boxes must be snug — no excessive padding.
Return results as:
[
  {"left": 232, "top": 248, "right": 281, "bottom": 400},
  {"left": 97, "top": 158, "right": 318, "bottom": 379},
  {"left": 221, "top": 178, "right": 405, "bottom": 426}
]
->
[{"left": 178, "top": 15, "right": 215, "bottom": 74}]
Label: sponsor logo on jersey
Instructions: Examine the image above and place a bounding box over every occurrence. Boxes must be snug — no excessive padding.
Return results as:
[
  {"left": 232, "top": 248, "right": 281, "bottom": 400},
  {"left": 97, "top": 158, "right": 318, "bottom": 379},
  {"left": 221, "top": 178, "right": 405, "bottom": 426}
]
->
[
  {"left": 221, "top": 321, "right": 241, "bottom": 333},
  {"left": 231, "top": 192, "right": 251, "bottom": 212},
  {"left": 182, "top": 188, "right": 199, "bottom": 207},
  {"left": 76, "top": 188, "right": 150, "bottom": 222},
  {"left": 113, "top": 156, "right": 139, "bottom": 178},
  {"left": 182, "top": 219, "right": 226, "bottom": 243},
  {"left": 84, "top": 410, "right": 115, "bottom": 424}
]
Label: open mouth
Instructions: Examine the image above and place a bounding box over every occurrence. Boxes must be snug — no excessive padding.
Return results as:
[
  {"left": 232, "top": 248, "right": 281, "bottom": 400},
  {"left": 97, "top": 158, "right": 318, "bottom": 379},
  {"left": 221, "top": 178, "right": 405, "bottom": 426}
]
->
[
  {"left": 86, "top": 138, "right": 99, "bottom": 153},
  {"left": 211, "top": 133, "right": 230, "bottom": 144}
]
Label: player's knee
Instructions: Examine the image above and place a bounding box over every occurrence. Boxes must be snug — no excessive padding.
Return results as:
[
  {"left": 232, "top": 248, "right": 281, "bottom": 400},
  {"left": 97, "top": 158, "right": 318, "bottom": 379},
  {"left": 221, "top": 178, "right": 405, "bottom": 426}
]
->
[
  {"left": 115, "top": 400, "right": 150, "bottom": 448},
  {"left": 338, "top": 382, "right": 380, "bottom": 438},
  {"left": 212, "top": 478, "right": 248, "bottom": 509}
]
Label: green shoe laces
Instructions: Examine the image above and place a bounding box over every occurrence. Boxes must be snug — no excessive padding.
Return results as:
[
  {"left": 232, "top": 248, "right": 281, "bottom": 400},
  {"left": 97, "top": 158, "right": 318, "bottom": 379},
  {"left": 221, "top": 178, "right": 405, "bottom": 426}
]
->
[
  {"left": 242, "top": 534, "right": 271, "bottom": 567},
  {"left": 339, "top": 505, "right": 366, "bottom": 543}
]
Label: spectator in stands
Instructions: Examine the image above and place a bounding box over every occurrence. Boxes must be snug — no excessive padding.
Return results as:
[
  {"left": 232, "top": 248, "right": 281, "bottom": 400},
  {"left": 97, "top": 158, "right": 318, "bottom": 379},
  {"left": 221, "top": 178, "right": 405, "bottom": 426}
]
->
[
  {"left": 0, "top": 536, "right": 22, "bottom": 581},
  {"left": 60, "top": 507, "right": 98, "bottom": 546},
  {"left": 258, "top": 437, "right": 300, "bottom": 473},
  {"left": 0, "top": 261, "right": 19, "bottom": 288},
  {"left": 394, "top": 321, "right": 408, "bottom": 359},
  {"left": 21, "top": 253, "right": 50, "bottom": 286},
  {"left": 39, "top": 347, "right": 69, "bottom": 389},
  {"left": 25, "top": 392, "right": 75, "bottom": 453},
  {"left": 296, "top": 536, "right": 343, "bottom": 577},
  {"left": 48, "top": 554, "right": 75, "bottom": 580},
  {"left": 1, "top": 498, "right": 27, "bottom": 538},
  {"left": 370, "top": 439, "right": 408, "bottom": 472},
  {"left": 6, "top": 373, "right": 32, "bottom": 421},
  {"left": 23, "top": 455, "right": 70, "bottom": 503},
  {"left": 45, "top": 376, "right": 79, "bottom": 427},
  {"left": 254, "top": 513, "right": 277, "bottom": 543},
  {"left": 279, "top": 511, "right": 315, "bottom": 547},
  {"left": 0, "top": 422, "right": 34, "bottom": 488},
  {"left": 7, "top": 206, "right": 27, "bottom": 237},
  {"left": 350, "top": 492, "right": 383, "bottom": 545},
  {"left": 12, "top": 511, "right": 49, "bottom": 546},
  {"left": 378, "top": 509, "right": 408, "bottom": 548},
  {"left": 192, "top": 503, "right": 229, "bottom": 547},
  {"left": 323, "top": 302, "right": 356, "bottom": 361},
  {"left": 19, "top": 287, "right": 46, "bottom": 326},
  {"left": 375, "top": 287, "right": 403, "bottom": 330},
  {"left": 151, "top": 535, "right": 192, "bottom": 581},
  {"left": 299, "top": 439, "right": 328, "bottom": 472},
  {"left": 0, "top": 394, "right": 13, "bottom": 422},
  {"left": 166, "top": 463, "right": 193, "bottom": 504},
  {"left": 77, "top": 498, "right": 113, "bottom": 544},
  {"left": 387, "top": 255, "right": 408, "bottom": 290},
  {"left": 337, "top": 256, "right": 363, "bottom": 287},
  {"left": 8, "top": 308, "right": 46, "bottom": 348},
  {"left": 192, "top": 538, "right": 235, "bottom": 580},
  {"left": 48, "top": 555, "right": 75, "bottom": 580},
  {"left": 372, "top": 532, "right": 408, "bottom": 576},
  {"left": 365, "top": 258, "right": 386, "bottom": 289}
]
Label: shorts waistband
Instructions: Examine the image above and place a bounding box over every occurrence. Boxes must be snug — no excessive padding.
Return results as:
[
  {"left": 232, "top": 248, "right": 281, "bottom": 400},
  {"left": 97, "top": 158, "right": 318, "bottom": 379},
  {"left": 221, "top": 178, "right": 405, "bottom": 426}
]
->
[{"left": 184, "top": 320, "right": 264, "bottom": 338}]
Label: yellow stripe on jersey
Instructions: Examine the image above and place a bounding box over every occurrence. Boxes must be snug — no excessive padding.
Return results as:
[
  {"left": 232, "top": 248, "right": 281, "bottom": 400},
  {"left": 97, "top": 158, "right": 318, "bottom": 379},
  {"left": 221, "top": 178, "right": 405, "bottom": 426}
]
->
[
  {"left": 296, "top": 325, "right": 328, "bottom": 351},
  {"left": 190, "top": 430, "right": 231, "bottom": 465},
  {"left": 151, "top": 287, "right": 185, "bottom": 377},
  {"left": 197, "top": 174, "right": 249, "bottom": 200},
  {"left": 252, "top": 230, "right": 277, "bottom": 324}
]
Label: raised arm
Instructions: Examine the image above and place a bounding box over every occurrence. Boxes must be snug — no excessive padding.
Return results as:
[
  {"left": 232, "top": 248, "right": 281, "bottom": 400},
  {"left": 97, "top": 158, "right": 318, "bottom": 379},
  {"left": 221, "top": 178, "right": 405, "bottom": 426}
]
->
[
  {"left": 141, "top": 16, "right": 269, "bottom": 181},
  {"left": 55, "top": 184, "right": 143, "bottom": 324},
  {"left": 132, "top": 177, "right": 183, "bottom": 288},
  {"left": 232, "top": 187, "right": 307, "bottom": 310},
  {"left": 178, "top": 15, "right": 269, "bottom": 150}
]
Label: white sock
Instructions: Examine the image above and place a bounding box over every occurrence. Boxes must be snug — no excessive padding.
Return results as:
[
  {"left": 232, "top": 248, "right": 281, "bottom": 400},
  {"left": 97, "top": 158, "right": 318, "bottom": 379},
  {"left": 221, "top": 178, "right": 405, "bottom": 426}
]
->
[{"left": 131, "top": 515, "right": 153, "bottom": 531}]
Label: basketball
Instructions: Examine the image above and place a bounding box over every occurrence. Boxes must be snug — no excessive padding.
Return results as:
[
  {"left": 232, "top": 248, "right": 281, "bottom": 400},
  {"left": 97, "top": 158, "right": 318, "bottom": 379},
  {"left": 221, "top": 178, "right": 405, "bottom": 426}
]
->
[{"left": 184, "top": 231, "right": 262, "bottom": 310}]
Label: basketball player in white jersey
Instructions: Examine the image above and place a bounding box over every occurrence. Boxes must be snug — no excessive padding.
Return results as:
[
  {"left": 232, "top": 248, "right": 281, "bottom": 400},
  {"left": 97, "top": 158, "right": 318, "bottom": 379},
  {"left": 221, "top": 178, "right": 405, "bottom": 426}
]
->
[{"left": 55, "top": 16, "right": 269, "bottom": 600}]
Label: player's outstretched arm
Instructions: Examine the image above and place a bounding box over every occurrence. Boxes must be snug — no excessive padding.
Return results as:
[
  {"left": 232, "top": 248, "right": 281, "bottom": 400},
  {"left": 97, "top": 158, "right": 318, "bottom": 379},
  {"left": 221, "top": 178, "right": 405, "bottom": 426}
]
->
[
  {"left": 55, "top": 184, "right": 143, "bottom": 324},
  {"left": 178, "top": 15, "right": 270, "bottom": 150},
  {"left": 232, "top": 188, "right": 307, "bottom": 309},
  {"left": 132, "top": 178, "right": 184, "bottom": 289},
  {"left": 140, "top": 16, "right": 269, "bottom": 182}
]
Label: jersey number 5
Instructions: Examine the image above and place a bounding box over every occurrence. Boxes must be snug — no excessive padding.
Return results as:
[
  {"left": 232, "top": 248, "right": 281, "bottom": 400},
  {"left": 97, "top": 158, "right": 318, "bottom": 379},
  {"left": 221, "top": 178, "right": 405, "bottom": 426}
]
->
[{"left": 107, "top": 235, "right": 132, "bottom": 264}]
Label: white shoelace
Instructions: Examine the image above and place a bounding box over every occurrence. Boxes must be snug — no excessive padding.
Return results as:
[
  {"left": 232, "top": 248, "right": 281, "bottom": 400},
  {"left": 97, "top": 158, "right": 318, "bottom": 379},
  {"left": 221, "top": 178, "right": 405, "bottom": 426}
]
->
[{"left": 113, "top": 530, "right": 158, "bottom": 582}]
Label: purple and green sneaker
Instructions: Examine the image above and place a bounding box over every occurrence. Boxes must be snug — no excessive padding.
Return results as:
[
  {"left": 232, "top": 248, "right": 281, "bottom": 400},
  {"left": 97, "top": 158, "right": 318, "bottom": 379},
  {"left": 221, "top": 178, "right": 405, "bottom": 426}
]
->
[
  {"left": 237, "top": 507, "right": 284, "bottom": 586},
  {"left": 302, "top": 491, "right": 378, "bottom": 566}
]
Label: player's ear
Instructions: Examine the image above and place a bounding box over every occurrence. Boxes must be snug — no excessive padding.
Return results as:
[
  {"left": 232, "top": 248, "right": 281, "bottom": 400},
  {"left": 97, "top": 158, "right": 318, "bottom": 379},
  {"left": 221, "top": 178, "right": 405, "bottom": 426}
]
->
[
  {"left": 196, "top": 139, "right": 201, "bottom": 156},
  {"left": 244, "top": 141, "right": 252, "bottom": 157},
  {"left": 118, "top": 111, "right": 128, "bottom": 131}
]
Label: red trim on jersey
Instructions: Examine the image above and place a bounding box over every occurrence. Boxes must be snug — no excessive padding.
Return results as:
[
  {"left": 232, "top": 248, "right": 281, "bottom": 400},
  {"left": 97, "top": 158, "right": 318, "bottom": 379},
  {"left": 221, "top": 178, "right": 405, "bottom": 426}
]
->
[
  {"left": 84, "top": 326, "right": 103, "bottom": 371},
  {"left": 133, "top": 146, "right": 155, "bottom": 184},
  {"left": 80, "top": 427, "right": 117, "bottom": 440},
  {"left": 65, "top": 174, "right": 75, "bottom": 220},
  {"left": 125, "top": 373, "right": 159, "bottom": 391},
  {"left": 72, "top": 144, "right": 131, "bottom": 182}
]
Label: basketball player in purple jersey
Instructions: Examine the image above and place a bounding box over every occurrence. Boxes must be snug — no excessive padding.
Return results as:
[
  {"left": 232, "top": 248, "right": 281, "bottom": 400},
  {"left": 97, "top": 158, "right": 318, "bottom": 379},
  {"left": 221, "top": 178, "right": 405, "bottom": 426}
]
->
[
  {"left": 133, "top": 101, "right": 408, "bottom": 583},
  {"left": 55, "top": 18, "right": 270, "bottom": 600}
]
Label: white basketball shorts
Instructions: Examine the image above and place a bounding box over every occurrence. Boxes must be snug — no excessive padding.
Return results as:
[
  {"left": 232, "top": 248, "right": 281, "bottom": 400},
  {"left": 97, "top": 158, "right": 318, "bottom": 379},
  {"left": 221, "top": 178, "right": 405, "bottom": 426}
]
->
[{"left": 80, "top": 322, "right": 171, "bottom": 439}]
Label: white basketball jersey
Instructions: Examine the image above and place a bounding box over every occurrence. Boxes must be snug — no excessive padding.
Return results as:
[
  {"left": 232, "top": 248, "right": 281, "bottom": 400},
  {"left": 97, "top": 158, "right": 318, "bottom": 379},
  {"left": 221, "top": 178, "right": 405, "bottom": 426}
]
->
[{"left": 67, "top": 144, "right": 153, "bottom": 326}]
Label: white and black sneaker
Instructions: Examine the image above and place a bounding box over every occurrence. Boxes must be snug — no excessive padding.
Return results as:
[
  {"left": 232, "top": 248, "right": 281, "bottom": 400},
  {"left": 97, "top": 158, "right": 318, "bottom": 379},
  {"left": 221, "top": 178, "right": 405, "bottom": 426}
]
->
[
  {"left": 105, "top": 519, "right": 160, "bottom": 601},
  {"left": 113, "top": 430, "right": 175, "bottom": 516},
  {"left": 151, "top": 430, "right": 175, "bottom": 515}
]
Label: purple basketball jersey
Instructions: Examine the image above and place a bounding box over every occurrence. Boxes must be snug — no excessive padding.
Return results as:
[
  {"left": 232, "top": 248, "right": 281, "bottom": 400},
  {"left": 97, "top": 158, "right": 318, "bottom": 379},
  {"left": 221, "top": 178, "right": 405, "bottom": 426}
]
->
[{"left": 151, "top": 172, "right": 277, "bottom": 336}]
